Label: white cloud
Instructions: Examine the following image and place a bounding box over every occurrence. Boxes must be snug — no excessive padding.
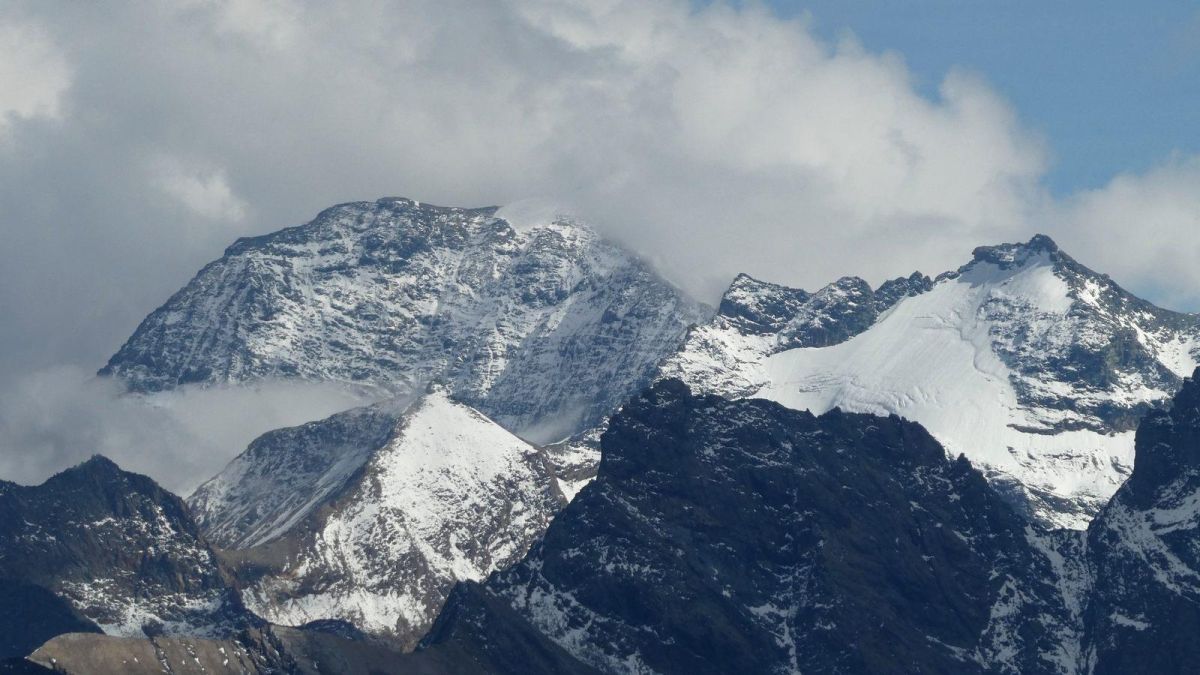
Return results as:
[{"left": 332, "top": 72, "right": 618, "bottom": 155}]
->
[
  {"left": 1052, "top": 156, "right": 1200, "bottom": 309},
  {"left": 0, "top": 17, "right": 70, "bottom": 135},
  {"left": 176, "top": 0, "right": 304, "bottom": 49},
  {"left": 0, "top": 366, "right": 372, "bottom": 494},
  {"left": 0, "top": 0, "right": 1065, "bottom": 314},
  {"left": 153, "top": 156, "right": 249, "bottom": 222}
]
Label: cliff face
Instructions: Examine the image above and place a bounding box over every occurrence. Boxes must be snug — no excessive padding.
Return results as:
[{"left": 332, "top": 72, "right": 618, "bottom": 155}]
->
[
  {"left": 422, "top": 380, "right": 1076, "bottom": 674},
  {"left": 1083, "top": 368, "right": 1200, "bottom": 673},
  {"left": 0, "top": 457, "right": 252, "bottom": 651}
]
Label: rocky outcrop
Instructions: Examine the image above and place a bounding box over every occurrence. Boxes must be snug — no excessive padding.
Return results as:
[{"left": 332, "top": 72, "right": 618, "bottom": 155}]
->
[
  {"left": 0, "top": 458, "right": 252, "bottom": 646},
  {"left": 25, "top": 627, "right": 412, "bottom": 675}
]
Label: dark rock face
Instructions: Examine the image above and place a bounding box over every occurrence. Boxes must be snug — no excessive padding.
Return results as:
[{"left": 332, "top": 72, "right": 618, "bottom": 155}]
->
[
  {"left": 0, "top": 457, "right": 251, "bottom": 648},
  {"left": 0, "top": 580, "right": 100, "bottom": 660},
  {"left": 715, "top": 273, "right": 815, "bottom": 336},
  {"left": 773, "top": 276, "right": 879, "bottom": 350},
  {"left": 421, "top": 381, "right": 1073, "bottom": 674},
  {"left": 714, "top": 272, "right": 929, "bottom": 350},
  {"left": 99, "top": 198, "right": 708, "bottom": 442},
  {"left": 1083, "top": 368, "right": 1200, "bottom": 673},
  {"left": 874, "top": 271, "right": 934, "bottom": 312},
  {"left": 1122, "top": 367, "right": 1200, "bottom": 502}
]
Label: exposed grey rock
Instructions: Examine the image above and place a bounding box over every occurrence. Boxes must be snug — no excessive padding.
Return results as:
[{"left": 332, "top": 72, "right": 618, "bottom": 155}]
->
[
  {"left": 874, "top": 271, "right": 934, "bottom": 312},
  {"left": 100, "top": 198, "right": 708, "bottom": 443},
  {"left": 26, "top": 627, "right": 414, "bottom": 675}
]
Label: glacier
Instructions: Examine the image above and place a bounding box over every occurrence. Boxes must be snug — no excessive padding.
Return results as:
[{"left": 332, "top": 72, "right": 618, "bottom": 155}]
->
[{"left": 666, "top": 235, "right": 1200, "bottom": 528}]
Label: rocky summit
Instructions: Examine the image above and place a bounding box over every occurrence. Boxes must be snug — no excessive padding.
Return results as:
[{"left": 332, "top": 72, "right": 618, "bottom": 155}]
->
[
  {"left": 100, "top": 198, "right": 707, "bottom": 443},
  {"left": 0, "top": 457, "right": 253, "bottom": 655}
]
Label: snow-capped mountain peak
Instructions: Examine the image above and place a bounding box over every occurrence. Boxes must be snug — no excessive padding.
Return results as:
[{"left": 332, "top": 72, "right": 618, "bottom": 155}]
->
[
  {"left": 192, "top": 387, "right": 565, "bottom": 649},
  {"left": 668, "top": 234, "right": 1200, "bottom": 528},
  {"left": 100, "top": 197, "right": 708, "bottom": 443}
]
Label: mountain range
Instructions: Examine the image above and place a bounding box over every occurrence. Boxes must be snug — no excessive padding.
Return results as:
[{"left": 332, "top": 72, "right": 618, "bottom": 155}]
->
[
  {"left": 6, "top": 197, "right": 1200, "bottom": 674},
  {"left": 661, "top": 234, "right": 1200, "bottom": 528}
]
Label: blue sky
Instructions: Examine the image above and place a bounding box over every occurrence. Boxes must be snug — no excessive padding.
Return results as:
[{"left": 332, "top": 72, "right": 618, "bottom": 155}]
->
[{"left": 764, "top": 1, "right": 1200, "bottom": 195}]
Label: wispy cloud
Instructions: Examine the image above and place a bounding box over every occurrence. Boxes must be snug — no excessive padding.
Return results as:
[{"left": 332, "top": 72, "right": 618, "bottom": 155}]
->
[
  {"left": 0, "top": 17, "right": 70, "bottom": 134},
  {"left": 0, "top": 366, "right": 371, "bottom": 494},
  {"left": 152, "top": 155, "right": 249, "bottom": 222}
]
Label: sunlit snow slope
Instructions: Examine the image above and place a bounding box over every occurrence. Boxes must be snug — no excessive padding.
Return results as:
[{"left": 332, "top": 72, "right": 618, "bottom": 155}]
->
[
  {"left": 206, "top": 389, "right": 565, "bottom": 649},
  {"left": 675, "top": 235, "right": 1200, "bottom": 528}
]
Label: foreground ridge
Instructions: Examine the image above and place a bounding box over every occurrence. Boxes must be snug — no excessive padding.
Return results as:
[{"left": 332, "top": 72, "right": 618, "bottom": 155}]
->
[
  {"left": 18, "top": 372, "right": 1200, "bottom": 673},
  {"left": 0, "top": 457, "right": 254, "bottom": 658},
  {"left": 417, "top": 372, "right": 1200, "bottom": 674},
  {"left": 421, "top": 379, "right": 1074, "bottom": 673}
]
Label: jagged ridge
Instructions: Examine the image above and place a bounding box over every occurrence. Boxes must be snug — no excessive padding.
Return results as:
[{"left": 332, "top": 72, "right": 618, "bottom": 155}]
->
[
  {"left": 671, "top": 234, "right": 1200, "bottom": 528},
  {"left": 657, "top": 270, "right": 930, "bottom": 397}
]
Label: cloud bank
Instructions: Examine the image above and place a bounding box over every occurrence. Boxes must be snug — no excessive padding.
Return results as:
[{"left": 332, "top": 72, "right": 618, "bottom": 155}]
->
[
  {"left": 0, "top": 367, "right": 369, "bottom": 494},
  {"left": 0, "top": 0, "right": 1197, "bottom": 487}
]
